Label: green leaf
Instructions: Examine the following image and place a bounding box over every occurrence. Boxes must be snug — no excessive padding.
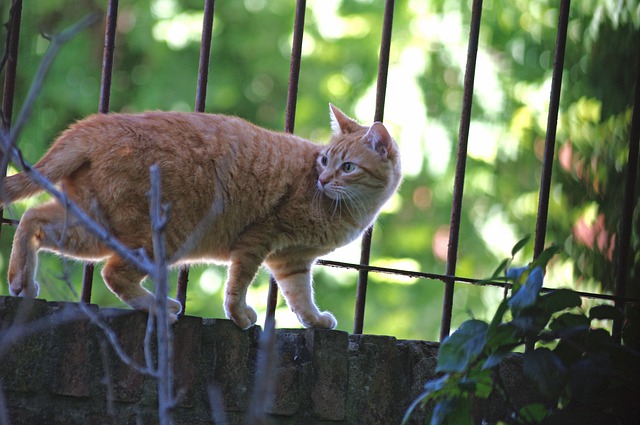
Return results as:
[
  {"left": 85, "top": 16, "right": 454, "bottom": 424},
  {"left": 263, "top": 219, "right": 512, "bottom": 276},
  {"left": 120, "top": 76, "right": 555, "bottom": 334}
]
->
[
  {"left": 487, "top": 299, "right": 511, "bottom": 338},
  {"left": 511, "top": 234, "right": 531, "bottom": 257},
  {"left": 549, "top": 313, "right": 590, "bottom": 333},
  {"left": 509, "top": 267, "right": 544, "bottom": 314},
  {"left": 518, "top": 403, "right": 549, "bottom": 422},
  {"left": 589, "top": 305, "right": 624, "bottom": 322},
  {"left": 430, "top": 397, "right": 473, "bottom": 425},
  {"left": 531, "top": 245, "right": 562, "bottom": 269},
  {"left": 483, "top": 344, "right": 520, "bottom": 370},
  {"left": 523, "top": 348, "right": 567, "bottom": 397},
  {"left": 538, "top": 289, "right": 582, "bottom": 315},
  {"left": 468, "top": 368, "right": 494, "bottom": 398},
  {"left": 437, "top": 320, "right": 488, "bottom": 373},
  {"left": 489, "top": 257, "right": 511, "bottom": 280}
]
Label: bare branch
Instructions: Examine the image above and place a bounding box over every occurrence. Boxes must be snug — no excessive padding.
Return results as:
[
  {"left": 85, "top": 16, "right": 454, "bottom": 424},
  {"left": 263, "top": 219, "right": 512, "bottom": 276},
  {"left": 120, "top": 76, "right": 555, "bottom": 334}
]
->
[{"left": 149, "top": 164, "right": 175, "bottom": 423}]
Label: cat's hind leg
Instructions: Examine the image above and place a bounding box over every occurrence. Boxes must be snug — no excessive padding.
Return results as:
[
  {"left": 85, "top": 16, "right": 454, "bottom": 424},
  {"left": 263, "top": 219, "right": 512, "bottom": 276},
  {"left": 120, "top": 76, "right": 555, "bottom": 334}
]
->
[
  {"left": 267, "top": 259, "right": 337, "bottom": 329},
  {"left": 102, "top": 255, "right": 182, "bottom": 323},
  {"left": 8, "top": 201, "right": 109, "bottom": 298},
  {"left": 224, "top": 255, "right": 263, "bottom": 329}
]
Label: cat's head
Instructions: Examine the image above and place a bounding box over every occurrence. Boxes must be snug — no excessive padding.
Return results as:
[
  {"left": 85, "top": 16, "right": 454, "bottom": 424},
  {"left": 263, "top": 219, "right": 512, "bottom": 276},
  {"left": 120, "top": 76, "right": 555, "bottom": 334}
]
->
[{"left": 316, "top": 104, "right": 402, "bottom": 211}]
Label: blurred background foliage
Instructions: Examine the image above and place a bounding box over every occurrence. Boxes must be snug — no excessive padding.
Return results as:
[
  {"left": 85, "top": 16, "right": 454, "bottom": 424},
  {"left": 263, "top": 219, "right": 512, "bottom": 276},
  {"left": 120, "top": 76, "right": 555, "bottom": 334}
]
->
[{"left": 0, "top": 0, "right": 638, "bottom": 341}]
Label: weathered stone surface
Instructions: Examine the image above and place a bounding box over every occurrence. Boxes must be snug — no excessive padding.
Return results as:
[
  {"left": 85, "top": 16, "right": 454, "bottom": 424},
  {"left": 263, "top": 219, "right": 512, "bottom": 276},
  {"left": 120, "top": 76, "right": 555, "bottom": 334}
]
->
[
  {"left": 347, "top": 334, "right": 398, "bottom": 424},
  {"left": 2, "top": 296, "right": 634, "bottom": 425},
  {"left": 267, "top": 329, "right": 309, "bottom": 416},
  {"left": 200, "top": 318, "right": 260, "bottom": 413},
  {"left": 305, "top": 328, "right": 349, "bottom": 421}
]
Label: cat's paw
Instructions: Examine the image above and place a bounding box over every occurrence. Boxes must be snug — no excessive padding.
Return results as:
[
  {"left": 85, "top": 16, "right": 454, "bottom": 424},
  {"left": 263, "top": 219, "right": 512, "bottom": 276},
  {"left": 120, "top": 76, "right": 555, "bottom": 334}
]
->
[
  {"left": 167, "top": 297, "right": 183, "bottom": 323},
  {"left": 8, "top": 271, "right": 40, "bottom": 298},
  {"left": 298, "top": 311, "right": 337, "bottom": 329},
  {"left": 225, "top": 301, "right": 258, "bottom": 329},
  {"left": 128, "top": 294, "right": 183, "bottom": 324}
]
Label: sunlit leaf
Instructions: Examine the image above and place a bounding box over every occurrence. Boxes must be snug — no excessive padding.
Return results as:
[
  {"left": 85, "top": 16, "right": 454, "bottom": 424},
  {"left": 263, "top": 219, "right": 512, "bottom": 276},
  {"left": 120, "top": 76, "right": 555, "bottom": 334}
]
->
[
  {"left": 511, "top": 234, "right": 531, "bottom": 257},
  {"left": 509, "top": 267, "right": 544, "bottom": 314},
  {"left": 437, "top": 320, "right": 488, "bottom": 373}
]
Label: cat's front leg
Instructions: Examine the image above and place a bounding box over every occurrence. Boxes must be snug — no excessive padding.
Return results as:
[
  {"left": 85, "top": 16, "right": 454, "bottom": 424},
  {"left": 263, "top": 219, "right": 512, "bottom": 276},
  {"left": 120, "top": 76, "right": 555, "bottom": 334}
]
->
[{"left": 267, "top": 258, "right": 337, "bottom": 329}]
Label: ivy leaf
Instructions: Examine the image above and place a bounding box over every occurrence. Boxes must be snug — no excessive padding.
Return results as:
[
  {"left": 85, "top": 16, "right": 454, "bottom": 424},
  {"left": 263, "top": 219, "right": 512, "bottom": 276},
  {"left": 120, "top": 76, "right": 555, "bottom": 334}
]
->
[
  {"left": 437, "top": 320, "right": 488, "bottom": 373},
  {"left": 589, "top": 305, "right": 624, "bottom": 322}
]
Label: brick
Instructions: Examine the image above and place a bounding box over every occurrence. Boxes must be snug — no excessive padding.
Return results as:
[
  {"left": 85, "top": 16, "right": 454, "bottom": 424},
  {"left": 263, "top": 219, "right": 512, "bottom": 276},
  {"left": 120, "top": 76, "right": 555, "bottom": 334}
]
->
[
  {"left": 347, "top": 334, "right": 398, "bottom": 424},
  {"left": 47, "top": 302, "right": 98, "bottom": 397},
  {"left": 266, "top": 329, "right": 309, "bottom": 416},
  {"left": 97, "top": 308, "right": 150, "bottom": 403},
  {"left": 201, "top": 318, "right": 260, "bottom": 412},
  {"left": 172, "top": 314, "right": 203, "bottom": 408},
  {"left": 305, "top": 328, "right": 349, "bottom": 421},
  {"left": 396, "top": 340, "right": 439, "bottom": 424}
]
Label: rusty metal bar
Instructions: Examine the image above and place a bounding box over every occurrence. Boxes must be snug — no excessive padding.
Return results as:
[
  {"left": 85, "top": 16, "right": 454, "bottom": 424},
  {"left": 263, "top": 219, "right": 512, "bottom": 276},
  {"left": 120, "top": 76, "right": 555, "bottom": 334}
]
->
[
  {"left": 612, "top": 62, "right": 640, "bottom": 343},
  {"left": 176, "top": 0, "right": 216, "bottom": 316},
  {"left": 1, "top": 0, "right": 22, "bottom": 130},
  {"left": 353, "top": 0, "right": 395, "bottom": 335},
  {"left": 439, "top": 0, "right": 483, "bottom": 342},
  {"left": 532, "top": 0, "right": 570, "bottom": 259},
  {"left": 265, "top": 0, "right": 306, "bottom": 325},
  {"left": 81, "top": 0, "right": 119, "bottom": 304},
  {"left": 0, "top": 0, "right": 23, "bottom": 240}
]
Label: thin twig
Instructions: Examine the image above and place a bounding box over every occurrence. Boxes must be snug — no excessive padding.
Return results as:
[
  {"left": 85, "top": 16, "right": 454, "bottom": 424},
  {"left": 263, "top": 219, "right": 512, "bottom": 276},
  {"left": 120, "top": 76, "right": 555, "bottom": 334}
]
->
[
  {"left": 0, "top": 13, "right": 99, "bottom": 190},
  {"left": 0, "top": 143, "right": 152, "bottom": 273},
  {"left": 149, "top": 164, "right": 175, "bottom": 424},
  {"left": 248, "top": 318, "right": 277, "bottom": 425}
]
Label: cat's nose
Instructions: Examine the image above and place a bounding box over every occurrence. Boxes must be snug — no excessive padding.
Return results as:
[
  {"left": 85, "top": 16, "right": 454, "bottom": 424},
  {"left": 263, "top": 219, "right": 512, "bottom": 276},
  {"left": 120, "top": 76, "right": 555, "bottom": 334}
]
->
[{"left": 318, "top": 173, "right": 331, "bottom": 188}]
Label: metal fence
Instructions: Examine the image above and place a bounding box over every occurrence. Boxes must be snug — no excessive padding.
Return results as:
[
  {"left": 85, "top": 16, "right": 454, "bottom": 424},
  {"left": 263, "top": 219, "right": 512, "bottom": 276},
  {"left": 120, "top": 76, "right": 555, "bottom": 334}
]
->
[{"left": 1, "top": 0, "right": 639, "bottom": 342}]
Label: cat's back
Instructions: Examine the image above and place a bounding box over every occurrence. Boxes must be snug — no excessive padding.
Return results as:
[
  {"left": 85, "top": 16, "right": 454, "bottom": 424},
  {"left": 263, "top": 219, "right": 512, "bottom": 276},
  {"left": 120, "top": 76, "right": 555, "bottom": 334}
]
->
[{"left": 70, "top": 111, "right": 317, "bottom": 165}]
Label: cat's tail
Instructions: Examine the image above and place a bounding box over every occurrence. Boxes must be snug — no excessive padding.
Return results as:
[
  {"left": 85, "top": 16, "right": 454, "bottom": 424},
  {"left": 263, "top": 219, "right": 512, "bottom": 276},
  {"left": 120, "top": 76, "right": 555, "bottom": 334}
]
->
[{"left": 1, "top": 131, "right": 91, "bottom": 207}]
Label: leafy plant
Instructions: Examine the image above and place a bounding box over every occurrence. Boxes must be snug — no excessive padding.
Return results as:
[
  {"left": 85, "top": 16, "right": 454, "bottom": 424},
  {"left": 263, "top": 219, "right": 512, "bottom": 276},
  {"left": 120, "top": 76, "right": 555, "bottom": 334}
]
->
[{"left": 403, "top": 238, "right": 640, "bottom": 424}]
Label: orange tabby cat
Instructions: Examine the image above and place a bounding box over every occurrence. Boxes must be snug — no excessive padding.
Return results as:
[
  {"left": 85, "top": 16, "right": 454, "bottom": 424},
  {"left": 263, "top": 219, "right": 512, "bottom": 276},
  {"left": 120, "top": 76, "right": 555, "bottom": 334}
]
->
[{"left": 1, "top": 104, "right": 401, "bottom": 329}]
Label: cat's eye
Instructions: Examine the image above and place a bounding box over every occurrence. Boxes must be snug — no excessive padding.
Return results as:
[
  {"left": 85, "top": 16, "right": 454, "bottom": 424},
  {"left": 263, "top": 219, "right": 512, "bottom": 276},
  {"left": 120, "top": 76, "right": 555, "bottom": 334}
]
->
[
  {"left": 320, "top": 155, "right": 328, "bottom": 166},
  {"left": 342, "top": 162, "right": 356, "bottom": 173}
]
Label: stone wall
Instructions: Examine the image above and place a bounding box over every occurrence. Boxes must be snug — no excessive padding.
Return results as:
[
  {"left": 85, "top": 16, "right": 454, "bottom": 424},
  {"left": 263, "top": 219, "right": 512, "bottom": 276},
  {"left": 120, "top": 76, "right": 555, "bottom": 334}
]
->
[{"left": 0, "top": 295, "right": 613, "bottom": 425}]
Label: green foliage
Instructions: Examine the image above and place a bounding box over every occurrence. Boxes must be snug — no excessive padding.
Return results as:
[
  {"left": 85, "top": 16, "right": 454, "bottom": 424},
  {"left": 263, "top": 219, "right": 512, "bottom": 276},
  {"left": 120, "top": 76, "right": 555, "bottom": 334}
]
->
[{"left": 403, "top": 242, "right": 640, "bottom": 424}]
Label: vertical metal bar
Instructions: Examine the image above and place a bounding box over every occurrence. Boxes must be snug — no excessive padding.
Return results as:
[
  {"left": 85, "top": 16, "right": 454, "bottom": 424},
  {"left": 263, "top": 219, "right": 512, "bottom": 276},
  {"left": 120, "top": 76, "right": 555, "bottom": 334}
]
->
[
  {"left": 265, "top": 0, "right": 306, "bottom": 325},
  {"left": 195, "top": 0, "right": 215, "bottom": 113},
  {"left": 176, "top": 0, "right": 216, "bottom": 316},
  {"left": 532, "top": 0, "right": 570, "bottom": 259},
  {"left": 81, "top": 0, "right": 119, "bottom": 304},
  {"left": 353, "top": 0, "right": 395, "bottom": 335},
  {"left": 0, "top": 0, "right": 23, "bottom": 240},
  {"left": 439, "top": 0, "right": 483, "bottom": 342},
  {"left": 612, "top": 63, "right": 640, "bottom": 343}
]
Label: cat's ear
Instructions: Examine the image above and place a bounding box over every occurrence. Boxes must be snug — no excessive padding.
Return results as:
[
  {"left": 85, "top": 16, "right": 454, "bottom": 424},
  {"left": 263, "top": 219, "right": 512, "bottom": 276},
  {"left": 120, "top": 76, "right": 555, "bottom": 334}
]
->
[
  {"left": 365, "top": 122, "right": 394, "bottom": 159},
  {"left": 329, "top": 103, "right": 362, "bottom": 135}
]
